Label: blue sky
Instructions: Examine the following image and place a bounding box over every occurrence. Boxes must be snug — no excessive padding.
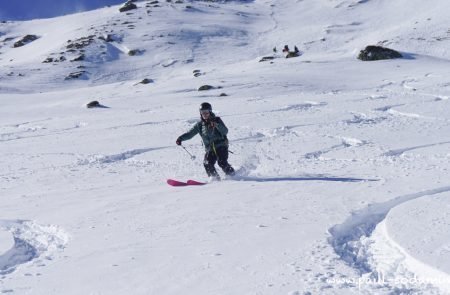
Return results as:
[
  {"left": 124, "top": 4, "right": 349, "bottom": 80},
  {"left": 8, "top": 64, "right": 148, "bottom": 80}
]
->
[{"left": 0, "top": 0, "right": 125, "bottom": 20}]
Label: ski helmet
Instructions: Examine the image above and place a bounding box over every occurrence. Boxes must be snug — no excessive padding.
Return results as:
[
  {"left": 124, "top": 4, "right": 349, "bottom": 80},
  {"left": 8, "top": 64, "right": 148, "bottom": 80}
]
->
[{"left": 199, "top": 102, "right": 212, "bottom": 111}]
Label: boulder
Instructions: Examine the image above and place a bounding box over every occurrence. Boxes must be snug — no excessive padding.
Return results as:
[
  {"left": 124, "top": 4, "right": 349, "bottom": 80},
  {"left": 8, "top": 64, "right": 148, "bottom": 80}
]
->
[
  {"left": 71, "top": 54, "right": 85, "bottom": 62},
  {"left": 66, "top": 35, "right": 95, "bottom": 50},
  {"left": 43, "top": 57, "right": 54, "bottom": 63},
  {"left": 119, "top": 1, "right": 138, "bottom": 12},
  {"left": 198, "top": 85, "right": 214, "bottom": 91},
  {"left": 86, "top": 101, "right": 108, "bottom": 108},
  {"left": 139, "top": 78, "right": 154, "bottom": 84},
  {"left": 128, "top": 49, "right": 144, "bottom": 56},
  {"left": 13, "top": 34, "right": 39, "bottom": 48},
  {"left": 259, "top": 56, "right": 275, "bottom": 62},
  {"left": 282, "top": 45, "right": 301, "bottom": 58},
  {"left": 86, "top": 101, "right": 100, "bottom": 108},
  {"left": 42, "top": 56, "right": 66, "bottom": 63},
  {"left": 65, "top": 71, "right": 87, "bottom": 80},
  {"left": 358, "top": 45, "right": 402, "bottom": 61},
  {"left": 285, "top": 52, "right": 300, "bottom": 58},
  {"left": 193, "top": 69, "right": 204, "bottom": 77}
]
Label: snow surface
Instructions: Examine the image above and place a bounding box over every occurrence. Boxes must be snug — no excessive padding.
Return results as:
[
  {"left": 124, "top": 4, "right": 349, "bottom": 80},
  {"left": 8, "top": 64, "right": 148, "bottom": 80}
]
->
[{"left": 1, "top": 0, "right": 450, "bottom": 294}]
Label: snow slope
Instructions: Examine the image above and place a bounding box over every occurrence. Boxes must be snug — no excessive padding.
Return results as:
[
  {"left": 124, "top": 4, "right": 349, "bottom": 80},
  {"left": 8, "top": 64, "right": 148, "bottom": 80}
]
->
[{"left": 1, "top": 0, "right": 450, "bottom": 294}]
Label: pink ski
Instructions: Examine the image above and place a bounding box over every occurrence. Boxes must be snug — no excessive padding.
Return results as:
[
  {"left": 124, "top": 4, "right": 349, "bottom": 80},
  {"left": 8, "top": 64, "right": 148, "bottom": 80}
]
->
[
  {"left": 186, "top": 180, "right": 207, "bottom": 185},
  {"left": 167, "top": 179, "right": 188, "bottom": 186},
  {"left": 167, "top": 179, "right": 207, "bottom": 186}
]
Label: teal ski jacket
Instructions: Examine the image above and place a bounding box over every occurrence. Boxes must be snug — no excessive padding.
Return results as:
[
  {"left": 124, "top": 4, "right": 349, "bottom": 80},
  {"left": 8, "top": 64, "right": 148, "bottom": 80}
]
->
[{"left": 178, "top": 113, "right": 229, "bottom": 152}]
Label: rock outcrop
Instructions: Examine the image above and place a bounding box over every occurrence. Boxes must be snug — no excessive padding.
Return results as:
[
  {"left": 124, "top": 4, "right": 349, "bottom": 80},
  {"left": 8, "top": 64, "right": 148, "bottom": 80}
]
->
[
  {"left": 358, "top": 45, "right": 402, "bottom": 61},
  {"left": 13, "top": 35, "right": 39, "bottom": 48}
]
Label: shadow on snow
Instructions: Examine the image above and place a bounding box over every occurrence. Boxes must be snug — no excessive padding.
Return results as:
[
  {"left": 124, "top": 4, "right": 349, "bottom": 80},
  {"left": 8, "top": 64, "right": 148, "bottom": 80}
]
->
[{"left": 235, "top": 175, "right": 378, "bottom": 183}]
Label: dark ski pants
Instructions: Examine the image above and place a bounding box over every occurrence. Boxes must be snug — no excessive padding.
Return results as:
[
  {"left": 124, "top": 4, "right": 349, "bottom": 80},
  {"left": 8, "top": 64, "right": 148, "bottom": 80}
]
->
[{"left": 203, "top": 146, "right": 235, "bottom": 178}]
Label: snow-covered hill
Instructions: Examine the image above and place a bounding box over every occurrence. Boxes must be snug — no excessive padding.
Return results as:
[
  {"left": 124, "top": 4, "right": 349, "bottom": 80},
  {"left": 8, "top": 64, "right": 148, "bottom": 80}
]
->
[{"left": 1, "top": 0, "right": 450, "bottom": 294}]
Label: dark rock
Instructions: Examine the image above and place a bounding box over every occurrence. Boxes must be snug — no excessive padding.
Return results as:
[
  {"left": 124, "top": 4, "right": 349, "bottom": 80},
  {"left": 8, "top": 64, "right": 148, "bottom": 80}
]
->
[
  {"left": 119, "top": 2, "right": 138, "bottom": 12},
  {"left": 193, "top": 69, "right": 203, "bottom": 77},
  {"left": 65, "top": 71, "right": 87, "bottom": 80},
  {"left": 71, "top": 54, "right": 85, "bottom": 62},
  {"left": 98, "top": 34, "right": 118, "bottom": 42},
  {"left": 259, "top": 56, "right": 275, "bottom": 62},
  {"left": 43, "top": 56, "right": 66, "bottom": 63},
  {"left": 358, "top": 45, "right": 402, "bottom": 61},
  {"left": 86, "top": 101, "right": 100, "bottom": 108},
  {"left": 219, "top": 93, "right": 228, "bottom": 97},
  {"left": 13, "top": 35, "right": 39, "bottom": 48},
  {"left": 139, "top": 78, "right": 154, "bottom": 84},
  {"left": 86, "top": 100, "right": 108, "bottom": 108},
  {"left": 282, "top": 45, "right": 301, "bottom": 58},
  {"left": 66, "top": 36, "right": 96, "bottom": 50},
  {"left": 198, "top": 85, "right": 214, "bottom": 91},
  {"left": 285, "top": 52, "right": 300, "bottom": 58},
  {"left": 128, "top": 49, "right": 144, "bottom": 56}
]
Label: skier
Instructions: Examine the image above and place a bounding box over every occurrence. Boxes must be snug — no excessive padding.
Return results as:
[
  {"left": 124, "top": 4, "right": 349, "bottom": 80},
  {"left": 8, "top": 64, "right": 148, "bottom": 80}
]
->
[{"left": 176, "top": 102, "right": 235, "bottom": 181}]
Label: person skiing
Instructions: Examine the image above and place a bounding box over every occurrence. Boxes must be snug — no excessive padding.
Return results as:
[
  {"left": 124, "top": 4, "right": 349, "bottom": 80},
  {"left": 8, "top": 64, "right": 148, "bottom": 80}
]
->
[{"left": 176, "top": 102, "right": 235, "bottom": 181}]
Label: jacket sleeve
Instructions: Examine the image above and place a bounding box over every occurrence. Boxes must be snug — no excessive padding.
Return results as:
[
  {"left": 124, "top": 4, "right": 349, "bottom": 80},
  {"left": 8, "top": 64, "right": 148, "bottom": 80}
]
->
[
  {"left": 215, "top": 117, "right": 228, "bottom": 136},
  {"left": 179, "top": 122, "right": 201, "bottom": 141}
]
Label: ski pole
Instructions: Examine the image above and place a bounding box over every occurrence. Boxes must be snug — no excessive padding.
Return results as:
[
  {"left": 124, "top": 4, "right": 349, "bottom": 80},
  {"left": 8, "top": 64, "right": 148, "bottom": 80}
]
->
[{"left": 180, "top": 145, "right": 196, "bottom": 160}]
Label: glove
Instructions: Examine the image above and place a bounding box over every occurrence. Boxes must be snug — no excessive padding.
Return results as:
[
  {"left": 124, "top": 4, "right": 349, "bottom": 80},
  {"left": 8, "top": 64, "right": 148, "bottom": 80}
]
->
[
  {"left": 176, "top": 138, "right": 182, "bottom": 145},
  {"left": 208, "top": 118, "right": 217, "bottom": 128}
]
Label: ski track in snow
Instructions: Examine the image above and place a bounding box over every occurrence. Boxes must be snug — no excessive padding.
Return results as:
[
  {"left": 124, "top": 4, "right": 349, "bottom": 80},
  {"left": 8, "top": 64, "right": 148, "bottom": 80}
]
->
[
  {"left": 271, "top": 101, "right": 328, "bottom": 112},
  {"left": 304, "top": 136, "right": 368, "bottom": 159},
  {"left": 382, "top": 141, "right": 450, "bottom": 157},
  {"left": 328, "top": 186, "right": 450, "bottom": 292},
  {"left": 77, "top": 146, "right": 170, "bottom": 165},
  {"left": 234, "top": 174, "right": 377, "bottom": 183},
  {"left": 344, "top": 112, "right": 388, "bottom": 125},
  {"left": 0, "top": 220, "right": 69, "bottom": 277},
  {"left": 0, "top": 121, "right": 89, "bottom": 143}
]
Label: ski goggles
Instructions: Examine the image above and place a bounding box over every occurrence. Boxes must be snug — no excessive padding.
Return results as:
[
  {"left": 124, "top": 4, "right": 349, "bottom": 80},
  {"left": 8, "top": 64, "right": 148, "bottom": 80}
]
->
[{"left": 200, "top": 110, "right": 211, "bottom": 115}]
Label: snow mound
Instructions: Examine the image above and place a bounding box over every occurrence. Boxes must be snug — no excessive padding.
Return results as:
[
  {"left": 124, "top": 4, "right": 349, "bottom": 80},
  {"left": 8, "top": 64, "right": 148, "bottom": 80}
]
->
[
  {"left": 329, "top": 186, "right": 450, "bottom": 292},
  {"left": 0, "top": 230, "right": 14, "bottom": 258},
  {"left": 377, "top": 193, "right": 450, "bottom": 292},
  {"left": 0, "top": 220, "right": 69, "bottom": 275}
]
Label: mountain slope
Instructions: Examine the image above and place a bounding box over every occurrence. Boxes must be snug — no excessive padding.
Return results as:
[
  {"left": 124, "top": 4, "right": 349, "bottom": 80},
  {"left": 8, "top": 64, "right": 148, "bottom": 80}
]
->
[{"left": 1, "top": 0, "right": 450, "bottom": 294}]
